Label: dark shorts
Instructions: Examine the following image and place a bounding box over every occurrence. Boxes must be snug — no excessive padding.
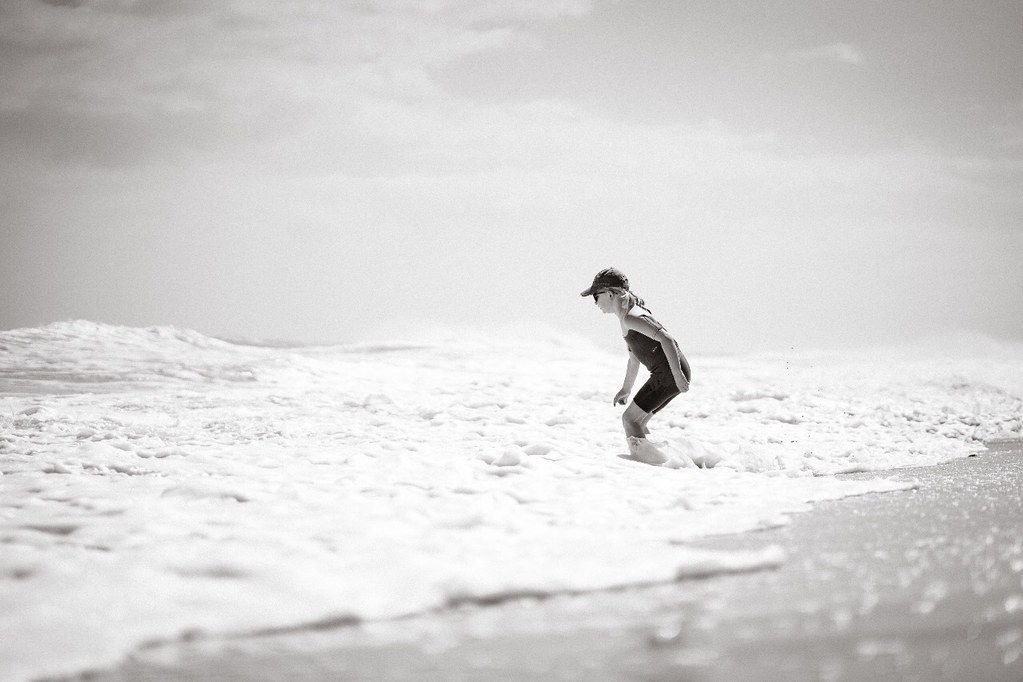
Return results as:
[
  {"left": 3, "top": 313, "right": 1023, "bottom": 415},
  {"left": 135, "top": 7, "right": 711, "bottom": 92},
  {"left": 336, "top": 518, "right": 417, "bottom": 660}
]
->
[{"left": 633, "top": 369, "right": 681, "bottom": 414}]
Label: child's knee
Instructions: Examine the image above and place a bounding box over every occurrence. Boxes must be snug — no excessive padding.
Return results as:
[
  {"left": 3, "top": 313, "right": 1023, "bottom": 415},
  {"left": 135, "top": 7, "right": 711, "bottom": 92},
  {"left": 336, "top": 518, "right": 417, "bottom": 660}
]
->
[{"left": 622, "top": 411, "right": 644, "bottom": 435}]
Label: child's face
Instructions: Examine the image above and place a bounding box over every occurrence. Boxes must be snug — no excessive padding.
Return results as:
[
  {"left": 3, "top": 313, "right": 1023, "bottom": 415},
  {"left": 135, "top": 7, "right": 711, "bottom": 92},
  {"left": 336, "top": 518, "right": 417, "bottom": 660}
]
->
[{"left": 593, "top": 291, "right": 614, "bottom": 314}]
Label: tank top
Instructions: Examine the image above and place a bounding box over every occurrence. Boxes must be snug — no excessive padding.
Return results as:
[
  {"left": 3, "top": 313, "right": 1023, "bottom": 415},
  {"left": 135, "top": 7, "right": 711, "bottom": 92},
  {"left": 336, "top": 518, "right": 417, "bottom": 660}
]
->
[
  {"left": 624, "top": 315, "right": 692, "bottom": 380},
  {"left": 617, "top": 327, "right": 666, "bottom": 370},
  {"left": 624, "top": 314, "right": 669, "bottom": 372}
]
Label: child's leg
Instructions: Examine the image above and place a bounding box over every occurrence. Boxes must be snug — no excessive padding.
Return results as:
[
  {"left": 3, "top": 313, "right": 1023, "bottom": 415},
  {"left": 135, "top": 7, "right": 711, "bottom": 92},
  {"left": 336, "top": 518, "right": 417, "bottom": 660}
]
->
[
  {"left": 632, "top": 372, "right": 679, "bottom": 437},
  {"left": 638, "top": 411, "right": 652, "bottom": 434},
  {"left": 622, "top": 402, "right": 650, "bottom": 439},
  {"left": 646, "top": 377, "right": 685, "bottom": 432}
]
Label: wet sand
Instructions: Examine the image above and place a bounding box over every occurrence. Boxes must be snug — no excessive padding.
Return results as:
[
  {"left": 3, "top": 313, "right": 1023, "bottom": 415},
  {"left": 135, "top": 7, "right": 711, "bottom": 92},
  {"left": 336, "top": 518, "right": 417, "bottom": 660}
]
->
[{"left": 58, "top": 441, "right": 1022, "bottom": 682}]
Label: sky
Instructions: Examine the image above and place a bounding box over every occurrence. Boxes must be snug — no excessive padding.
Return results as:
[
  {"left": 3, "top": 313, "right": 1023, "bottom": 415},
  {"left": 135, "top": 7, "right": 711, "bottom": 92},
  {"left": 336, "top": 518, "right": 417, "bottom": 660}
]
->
[{"left": 1, "top": 0, "right": 1021, "bottom": 353}]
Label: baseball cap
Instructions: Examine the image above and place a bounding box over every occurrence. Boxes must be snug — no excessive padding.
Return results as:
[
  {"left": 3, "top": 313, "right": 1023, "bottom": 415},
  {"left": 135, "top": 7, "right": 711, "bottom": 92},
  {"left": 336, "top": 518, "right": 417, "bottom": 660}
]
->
[{"left": 580, "top": 267, "right": 629, "bottom": 297}]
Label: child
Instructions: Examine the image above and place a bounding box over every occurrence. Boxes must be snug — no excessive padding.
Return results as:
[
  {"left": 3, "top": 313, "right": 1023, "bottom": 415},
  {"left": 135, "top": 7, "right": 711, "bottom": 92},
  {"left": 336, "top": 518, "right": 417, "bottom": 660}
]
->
[{"left": 581, "top": 268, "right": 692, "bottom": 461}]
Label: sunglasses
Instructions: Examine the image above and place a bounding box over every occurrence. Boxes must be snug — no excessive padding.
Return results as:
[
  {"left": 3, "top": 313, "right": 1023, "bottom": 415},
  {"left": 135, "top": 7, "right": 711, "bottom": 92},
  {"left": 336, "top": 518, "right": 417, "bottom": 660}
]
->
[{"left": 592, "top": 291, "right": 605, "bottom": 302}]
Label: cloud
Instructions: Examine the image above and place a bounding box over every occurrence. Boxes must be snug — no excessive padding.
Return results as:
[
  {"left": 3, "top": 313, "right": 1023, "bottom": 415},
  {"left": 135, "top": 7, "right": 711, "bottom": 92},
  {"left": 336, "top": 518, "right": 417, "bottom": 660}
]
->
[
  {"left": 0, "top": 0, "right": 1002, "bottom": 213},
  {"left": 3, "top": 0, "right": 1019, "bottom": 350},
  {"left": 761, "top": 42, "right": 865, "bottom": 65},
  {"left": 0, "top": 0, "right": 590, "bottom": 168}
]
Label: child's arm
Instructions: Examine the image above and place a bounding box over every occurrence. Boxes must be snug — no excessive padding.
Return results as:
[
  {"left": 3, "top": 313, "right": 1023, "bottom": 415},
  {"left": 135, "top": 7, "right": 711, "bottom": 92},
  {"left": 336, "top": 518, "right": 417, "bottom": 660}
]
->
[
  {"left": 614, "top": 352, "right": 640, "bottom": 405},
  {"left": 653, "top": 329, "right": 690, "bottom": 393}
]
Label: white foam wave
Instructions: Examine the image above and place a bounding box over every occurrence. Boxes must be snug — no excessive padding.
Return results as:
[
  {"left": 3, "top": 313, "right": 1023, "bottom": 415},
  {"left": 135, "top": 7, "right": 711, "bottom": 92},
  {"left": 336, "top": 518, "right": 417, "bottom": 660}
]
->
[
  {"left": 1, "top": 321, "right": 1020, "bottom": 680},
  {"left": 0, "top": 320, "right": 273, "bottom": 389}
]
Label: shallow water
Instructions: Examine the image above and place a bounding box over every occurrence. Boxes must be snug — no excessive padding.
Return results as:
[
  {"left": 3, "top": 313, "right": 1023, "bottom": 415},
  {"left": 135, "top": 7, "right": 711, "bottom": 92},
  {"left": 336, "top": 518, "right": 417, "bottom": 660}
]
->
[
  {"left": 67, "top": 442, "right": 1023, "bottom": 682},
  {"left": 1, "top": 322, "right": 1020, "bottom": 680}
]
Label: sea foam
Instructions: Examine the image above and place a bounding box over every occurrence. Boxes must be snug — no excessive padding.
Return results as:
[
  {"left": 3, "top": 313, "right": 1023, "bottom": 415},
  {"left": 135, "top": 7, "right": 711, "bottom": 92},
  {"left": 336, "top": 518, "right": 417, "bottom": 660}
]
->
[{"left": 1, "top": 321, "right": 1020, "bottom": 680}]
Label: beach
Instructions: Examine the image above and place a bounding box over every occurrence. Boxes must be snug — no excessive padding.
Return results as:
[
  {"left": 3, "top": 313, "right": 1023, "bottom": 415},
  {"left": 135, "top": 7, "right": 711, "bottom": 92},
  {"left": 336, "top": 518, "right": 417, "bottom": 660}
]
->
[
  {"left": 65, "top": 440, "right": 1022, "bottom": 682},
  {"left": 5, "top": 2, "right": 1023, "bottom": 679},
  {"left": 2, "top": 323, "right": 1021, "bottom": 681}
]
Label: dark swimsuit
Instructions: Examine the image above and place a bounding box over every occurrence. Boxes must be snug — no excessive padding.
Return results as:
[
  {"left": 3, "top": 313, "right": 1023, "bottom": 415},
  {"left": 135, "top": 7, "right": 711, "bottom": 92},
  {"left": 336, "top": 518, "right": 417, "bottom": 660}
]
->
[{"left": 625, "top": 315, "right": 692, "bottom": 414}]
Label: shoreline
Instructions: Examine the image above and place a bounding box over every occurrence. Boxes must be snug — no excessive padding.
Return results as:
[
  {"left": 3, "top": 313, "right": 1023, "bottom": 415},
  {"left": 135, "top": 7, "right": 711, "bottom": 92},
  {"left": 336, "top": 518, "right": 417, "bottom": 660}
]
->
[{"left": 57, "top": 439, "right": 1023, "bottom": 682}]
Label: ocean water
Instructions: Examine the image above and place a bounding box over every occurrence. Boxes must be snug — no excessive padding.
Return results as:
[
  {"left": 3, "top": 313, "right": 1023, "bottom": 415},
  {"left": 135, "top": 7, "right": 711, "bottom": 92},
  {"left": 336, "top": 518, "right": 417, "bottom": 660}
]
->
[{"left": 1, "top": 321, "right": 1020, "bottom": 681}]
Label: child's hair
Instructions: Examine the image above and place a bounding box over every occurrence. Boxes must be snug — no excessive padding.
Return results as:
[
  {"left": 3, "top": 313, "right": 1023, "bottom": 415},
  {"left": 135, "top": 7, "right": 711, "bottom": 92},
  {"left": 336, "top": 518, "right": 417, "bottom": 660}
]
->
[{"left": 604, "top": 287, "right": 648, "bottom": 313}]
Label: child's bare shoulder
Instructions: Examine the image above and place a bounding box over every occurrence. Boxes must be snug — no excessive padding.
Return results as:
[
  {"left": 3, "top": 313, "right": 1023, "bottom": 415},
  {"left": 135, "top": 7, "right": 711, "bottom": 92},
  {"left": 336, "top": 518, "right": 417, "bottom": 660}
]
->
[{"left": 623, "top": 308, "right": 661, "bottom": 334}]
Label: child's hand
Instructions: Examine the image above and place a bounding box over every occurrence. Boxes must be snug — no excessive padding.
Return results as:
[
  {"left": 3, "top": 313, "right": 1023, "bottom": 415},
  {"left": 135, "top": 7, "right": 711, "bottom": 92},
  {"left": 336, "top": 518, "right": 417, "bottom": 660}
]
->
[{"left": 613, "top": 388, "right": 630, "bottom": 405}]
